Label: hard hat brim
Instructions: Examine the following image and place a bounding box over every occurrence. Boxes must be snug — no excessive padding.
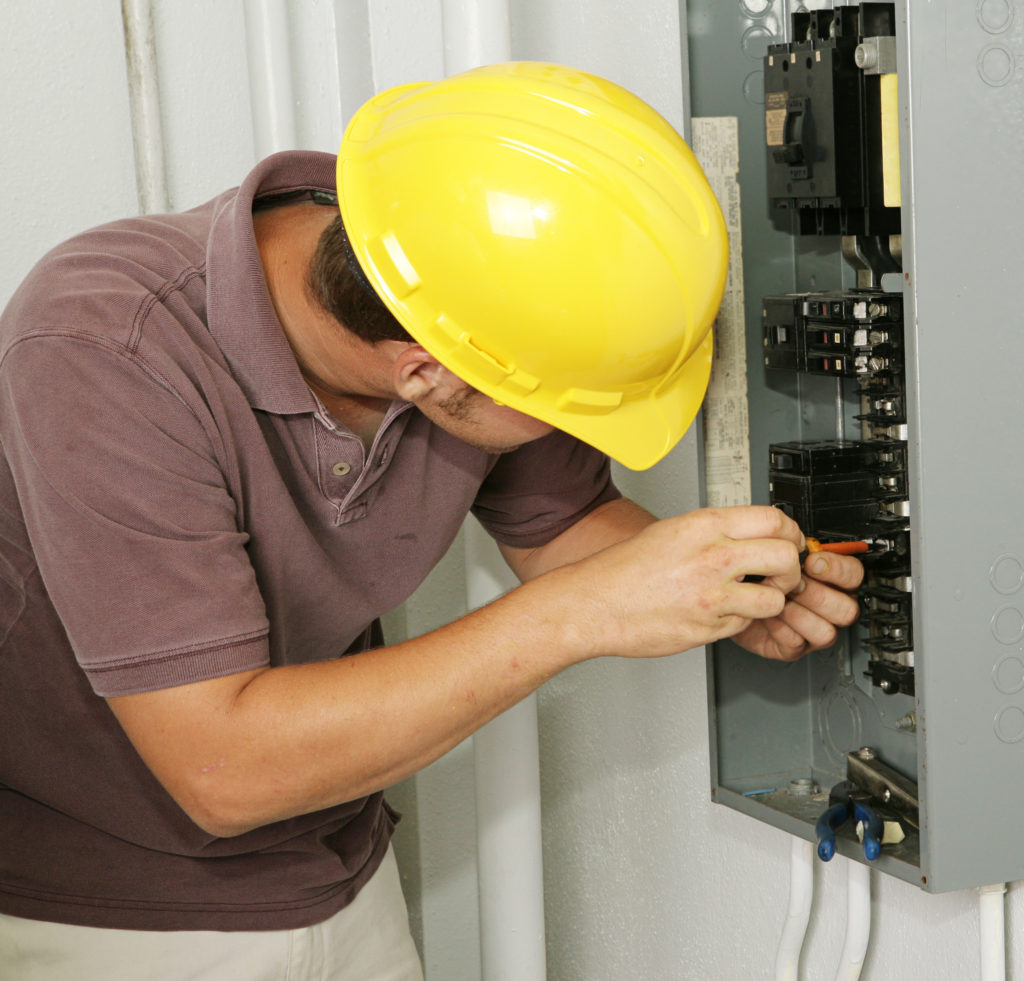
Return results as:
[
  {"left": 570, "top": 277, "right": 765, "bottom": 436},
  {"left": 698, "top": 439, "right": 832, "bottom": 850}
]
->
[{"left": 534, "top": 326, "right": 715, "bottom": 471}]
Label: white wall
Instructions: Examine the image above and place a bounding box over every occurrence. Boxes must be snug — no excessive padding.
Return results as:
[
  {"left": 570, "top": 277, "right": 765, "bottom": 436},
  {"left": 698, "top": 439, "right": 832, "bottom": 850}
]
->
[{"left": 1, "top": 2, "right": 1016, "bottom": 979}]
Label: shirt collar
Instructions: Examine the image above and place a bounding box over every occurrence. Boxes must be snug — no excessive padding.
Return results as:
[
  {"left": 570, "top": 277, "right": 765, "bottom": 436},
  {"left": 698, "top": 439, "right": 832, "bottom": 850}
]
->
[{"left": 205, "top": 150, "right": 338, "bottom": 416}]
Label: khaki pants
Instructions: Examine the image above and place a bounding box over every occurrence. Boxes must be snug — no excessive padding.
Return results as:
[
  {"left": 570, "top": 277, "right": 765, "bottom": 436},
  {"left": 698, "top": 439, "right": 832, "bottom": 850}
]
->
[{"left": 0, "top": 846, "right": 423, "bottom": 981}]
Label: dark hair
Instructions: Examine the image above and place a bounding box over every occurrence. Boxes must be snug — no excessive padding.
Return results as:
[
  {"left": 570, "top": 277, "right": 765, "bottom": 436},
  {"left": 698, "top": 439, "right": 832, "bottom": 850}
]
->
[{"left": 307, "top": 215, "right": 413, "bottom": 344}]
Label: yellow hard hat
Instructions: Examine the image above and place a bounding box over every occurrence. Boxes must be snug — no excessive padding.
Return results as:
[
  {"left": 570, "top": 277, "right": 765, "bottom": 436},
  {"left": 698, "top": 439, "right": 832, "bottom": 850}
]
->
[{"left": 336, "top": 61, "right": 727, "bottom": 470}]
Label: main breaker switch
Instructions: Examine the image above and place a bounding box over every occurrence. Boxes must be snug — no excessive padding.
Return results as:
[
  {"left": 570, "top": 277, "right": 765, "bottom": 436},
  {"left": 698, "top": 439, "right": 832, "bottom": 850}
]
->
[{"left": 764, "top": 3, "right": 900, "bottom": 236}]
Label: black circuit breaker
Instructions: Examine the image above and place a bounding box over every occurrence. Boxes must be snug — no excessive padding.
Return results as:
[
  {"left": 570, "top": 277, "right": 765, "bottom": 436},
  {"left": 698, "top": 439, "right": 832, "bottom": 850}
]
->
[
  {"left": 764, "top": 290, "right": 913, "bottom": 696},
  {"left": 764, "top": 3, "right": 899, "bottom": 236}
]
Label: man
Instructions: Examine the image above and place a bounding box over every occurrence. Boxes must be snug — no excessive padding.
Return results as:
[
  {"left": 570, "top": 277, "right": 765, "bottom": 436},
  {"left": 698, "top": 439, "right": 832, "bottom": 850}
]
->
[{"left": 0, "top": 63, "right": 861, "bottom": 979}]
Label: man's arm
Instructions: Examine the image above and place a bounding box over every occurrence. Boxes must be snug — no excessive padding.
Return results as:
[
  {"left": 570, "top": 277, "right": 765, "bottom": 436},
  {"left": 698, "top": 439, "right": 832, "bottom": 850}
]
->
[{"left": 108, "top": 502, "right": 813, "bottom": 839}]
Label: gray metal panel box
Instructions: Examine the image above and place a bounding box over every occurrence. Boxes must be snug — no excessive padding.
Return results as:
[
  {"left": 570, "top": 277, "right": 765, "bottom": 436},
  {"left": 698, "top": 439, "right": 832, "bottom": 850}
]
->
[{"left": 691, "top": 0, "right": 1024, "bottom": 891}]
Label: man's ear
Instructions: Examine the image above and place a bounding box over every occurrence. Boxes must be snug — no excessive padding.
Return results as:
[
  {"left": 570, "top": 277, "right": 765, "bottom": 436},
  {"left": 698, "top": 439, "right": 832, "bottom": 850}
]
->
[{"left": 390, "top": 344, "right": 446, "bottom": 401}]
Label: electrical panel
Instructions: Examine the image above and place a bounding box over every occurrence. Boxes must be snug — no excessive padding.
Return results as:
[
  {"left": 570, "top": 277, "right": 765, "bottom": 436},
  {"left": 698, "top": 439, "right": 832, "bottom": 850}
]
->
[{"left": 691, "top": 0, "right": 1024, "bottom": 892}]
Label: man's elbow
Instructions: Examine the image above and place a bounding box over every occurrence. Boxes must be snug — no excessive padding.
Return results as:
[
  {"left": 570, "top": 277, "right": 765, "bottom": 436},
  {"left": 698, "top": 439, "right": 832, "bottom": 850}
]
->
[
  {"left": 187, "top": 807, "right": 259, "bottom": 840},
  {"left": 169, "top": 775, "right": 270, "bottom": 839}
]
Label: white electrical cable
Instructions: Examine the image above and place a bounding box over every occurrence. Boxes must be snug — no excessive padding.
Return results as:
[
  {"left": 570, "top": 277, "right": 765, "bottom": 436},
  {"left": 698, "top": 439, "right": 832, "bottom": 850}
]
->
[
  {"left": 473, "top": 696, "right": 547, "bottom": 981},
  {"left": 466, "top": 519, "right": 547, "bottom": 981},
  {"left": 120, "top": 0, "right": 169, "bottom": 215},
  {"left": 774, "top": 836, "right": 815, "bottom": 981},
  {"left": 834, "top": 859, "right": 871, "bottom": 981},
  {"left": 978, "top": 882, "right": 1007, "bottom": 981}
]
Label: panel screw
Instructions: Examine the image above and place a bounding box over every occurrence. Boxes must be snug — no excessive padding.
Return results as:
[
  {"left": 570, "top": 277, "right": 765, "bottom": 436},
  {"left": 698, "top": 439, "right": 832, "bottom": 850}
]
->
[{"left": 896, "top": 712, "right": 917, "bottom": 732}]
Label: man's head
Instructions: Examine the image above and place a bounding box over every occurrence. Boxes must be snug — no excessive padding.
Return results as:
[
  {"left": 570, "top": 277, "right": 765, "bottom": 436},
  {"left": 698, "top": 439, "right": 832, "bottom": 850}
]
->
[{"left": 330, "top": 61, "right": 729, "bottom": 470}]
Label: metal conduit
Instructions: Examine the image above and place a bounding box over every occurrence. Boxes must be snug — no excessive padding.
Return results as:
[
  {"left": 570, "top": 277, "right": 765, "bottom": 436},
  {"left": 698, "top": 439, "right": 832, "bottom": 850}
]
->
[
  {"left": 120, "top": 0, "right": 169, "bottom": 214},
  {"left": 243, "top": 0, "right": 298, "bottom": 158}
]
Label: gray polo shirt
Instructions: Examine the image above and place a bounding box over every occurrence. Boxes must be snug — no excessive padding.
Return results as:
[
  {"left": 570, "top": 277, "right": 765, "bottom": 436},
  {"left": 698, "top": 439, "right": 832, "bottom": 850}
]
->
[{"left": 0, "top": 151, "right": 618, "bottom": 930}]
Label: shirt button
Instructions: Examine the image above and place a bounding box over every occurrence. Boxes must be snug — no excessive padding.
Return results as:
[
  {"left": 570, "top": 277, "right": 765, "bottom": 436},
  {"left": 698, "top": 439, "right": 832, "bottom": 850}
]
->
[{"left": 332, "top": 461, "right": 352, "bottom": 476}]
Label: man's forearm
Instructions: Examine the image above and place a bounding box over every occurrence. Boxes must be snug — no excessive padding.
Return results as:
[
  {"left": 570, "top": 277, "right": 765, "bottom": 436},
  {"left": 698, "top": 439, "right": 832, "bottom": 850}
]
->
[{"left": 109, "top": 566, "right": 593, "bottom": 837}]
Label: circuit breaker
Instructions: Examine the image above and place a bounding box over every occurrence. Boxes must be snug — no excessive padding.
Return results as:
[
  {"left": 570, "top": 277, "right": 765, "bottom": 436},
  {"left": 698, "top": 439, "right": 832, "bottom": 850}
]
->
[{"left": 691, "top": 0, "right": 1024, "bottom": 892}]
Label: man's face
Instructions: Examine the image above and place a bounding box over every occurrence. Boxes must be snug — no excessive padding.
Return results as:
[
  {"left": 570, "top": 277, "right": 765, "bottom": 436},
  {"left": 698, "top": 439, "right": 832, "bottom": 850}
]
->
[{"left": 424, "top": 380, "right": 555, "bottom": 455}]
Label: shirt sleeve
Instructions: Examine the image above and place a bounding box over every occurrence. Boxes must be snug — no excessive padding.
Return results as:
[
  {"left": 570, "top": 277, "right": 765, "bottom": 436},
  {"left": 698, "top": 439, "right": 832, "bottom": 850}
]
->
[
  {"left": 0, "top": 332, "right": 270, "bottom": 697},
  {"left": 471, "top": 429, "right": 621, "bottom": 549}
]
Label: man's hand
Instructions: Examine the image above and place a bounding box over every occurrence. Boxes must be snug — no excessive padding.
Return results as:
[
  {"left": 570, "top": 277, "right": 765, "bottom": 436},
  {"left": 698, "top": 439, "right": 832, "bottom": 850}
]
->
[
  {"left": 505, "top": 499, "right": 863, "bottom": 663},
  {"left": 547, "top": 504, "right": 809, "bottom": 660},
  {"left": 732, "top": 549, "right": 864, "bottom": 660}
]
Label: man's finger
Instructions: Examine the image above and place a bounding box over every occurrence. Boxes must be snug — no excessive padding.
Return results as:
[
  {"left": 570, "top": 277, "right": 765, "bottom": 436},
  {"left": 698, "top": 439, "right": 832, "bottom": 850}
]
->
[
  {"left": 802, "top": 552, "right": 865, "bottom": 591},
  {"left": 775, "top": 597, "right": 842, "bottom": 652},
  {"left": 789, "top": 576, "right": 861, "bottom": 629},
  {"left": 760, "top": 615, "right": 809, "bottom": 658},
  {"left": 712, "top": 505, "right": 804, "bottom": 549}
]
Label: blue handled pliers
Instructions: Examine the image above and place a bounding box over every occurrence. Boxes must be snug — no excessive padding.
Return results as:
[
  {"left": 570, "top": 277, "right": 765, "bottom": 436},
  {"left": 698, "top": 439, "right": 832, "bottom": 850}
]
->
[{"left": 815, "top": 782, "right": 884, "bottom": 862}]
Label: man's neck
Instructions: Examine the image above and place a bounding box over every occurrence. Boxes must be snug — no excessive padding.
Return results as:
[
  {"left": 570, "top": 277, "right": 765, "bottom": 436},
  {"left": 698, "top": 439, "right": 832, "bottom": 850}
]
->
[
  {"left": 308, "top": 381, "right": 391, "bottom": 451},
  {"left": 253, "top": 202, "right": 395, "bottom": 451}
]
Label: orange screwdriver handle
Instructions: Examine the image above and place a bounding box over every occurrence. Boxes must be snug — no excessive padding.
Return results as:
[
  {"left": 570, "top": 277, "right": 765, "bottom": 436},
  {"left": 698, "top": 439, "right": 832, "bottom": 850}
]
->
[{"left": 805, "top": 537, "right": 870, "bottom": 556}]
